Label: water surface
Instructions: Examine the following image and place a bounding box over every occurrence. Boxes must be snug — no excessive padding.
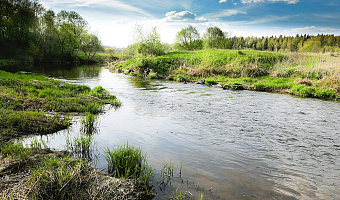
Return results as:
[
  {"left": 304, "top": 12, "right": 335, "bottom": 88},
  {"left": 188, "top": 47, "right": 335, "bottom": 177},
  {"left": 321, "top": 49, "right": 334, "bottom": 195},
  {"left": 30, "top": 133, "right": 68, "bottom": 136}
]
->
[{"left": 3, "top": 64, "right": 339, "bottom": 199}]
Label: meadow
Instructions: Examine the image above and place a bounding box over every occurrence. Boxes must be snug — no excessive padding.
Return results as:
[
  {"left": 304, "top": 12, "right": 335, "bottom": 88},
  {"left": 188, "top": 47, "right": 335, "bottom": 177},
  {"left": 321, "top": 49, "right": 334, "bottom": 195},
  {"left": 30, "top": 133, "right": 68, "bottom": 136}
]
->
[{"left": 114, "top": 49, "right": 340, "bottom": 100}]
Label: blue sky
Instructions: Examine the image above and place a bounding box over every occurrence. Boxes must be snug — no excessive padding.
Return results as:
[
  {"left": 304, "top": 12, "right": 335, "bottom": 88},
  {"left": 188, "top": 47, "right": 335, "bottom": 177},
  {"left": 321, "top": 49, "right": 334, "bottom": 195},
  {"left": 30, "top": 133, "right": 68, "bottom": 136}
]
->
[{"left": 40, "top": 0, "right": 340, "bottom": 47}]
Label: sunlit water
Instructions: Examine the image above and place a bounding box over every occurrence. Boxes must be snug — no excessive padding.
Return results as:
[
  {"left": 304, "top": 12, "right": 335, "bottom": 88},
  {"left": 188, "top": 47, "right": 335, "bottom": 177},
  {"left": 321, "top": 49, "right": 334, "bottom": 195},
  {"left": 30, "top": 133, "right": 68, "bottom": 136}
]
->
[{"left": 2, "top": 64, "right": 340, "bottom": 199}]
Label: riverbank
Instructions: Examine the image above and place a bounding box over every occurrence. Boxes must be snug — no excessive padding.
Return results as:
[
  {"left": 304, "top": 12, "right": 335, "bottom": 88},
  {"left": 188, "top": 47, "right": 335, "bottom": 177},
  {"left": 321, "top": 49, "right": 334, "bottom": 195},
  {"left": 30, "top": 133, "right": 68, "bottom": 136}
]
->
[
  {"left": 0, "top": 141, "right": 146, "bottom": 199},
  {"left": 0, "top": 70, "right": 121, "bottom": 142},
  {"left": 0, "top": 52, "right": 128, "bottom": 68},
  {"left": 0, "top": 70, "right": 149, "bottom": 199},
  {"left": 110, "top": 49, "right": 340, "bottom": 101}
]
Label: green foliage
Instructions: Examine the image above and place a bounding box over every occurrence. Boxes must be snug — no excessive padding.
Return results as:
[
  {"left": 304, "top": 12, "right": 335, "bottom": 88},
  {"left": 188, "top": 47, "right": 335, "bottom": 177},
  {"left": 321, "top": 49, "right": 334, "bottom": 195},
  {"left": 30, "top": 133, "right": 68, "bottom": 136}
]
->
[
  {"left": 133, "top": 53, "right": 156, "bottom": 74},
  {"left": 0, "top": 0, "right": 102, "bottom": 62},
  {"left": 127, "top": 25, "right": 165, "bottom": 57},
  {"left": 253, "top": 77, "right": 294, "bottom": 91},
  {"left": 103, "top": 143, "right": 153, "bottom": 191},
  {"left": 0, "top": 141, "right": 28, "bottom": 158},
  {"left": 81, "top": 34, "right": 102, "bottom": 60},
  {"left": 0, "top": 139, "right": 46, "bottom": 159},
  {"left": 228, "top": 34, "right": 340, "bottom": 53},
  {"left": 174, "top": 25, "right": 203, "bottom": 51},
  {"left": 203, "top": 26, "right": 228, "bottom": 49}
]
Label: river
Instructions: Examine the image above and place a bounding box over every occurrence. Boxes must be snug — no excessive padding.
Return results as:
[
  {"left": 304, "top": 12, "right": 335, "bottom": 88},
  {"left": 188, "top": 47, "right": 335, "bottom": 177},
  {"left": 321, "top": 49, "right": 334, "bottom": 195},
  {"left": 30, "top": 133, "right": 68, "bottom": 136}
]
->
[{"left": 2, "top": 64, "right": 340, "bottom": 199}]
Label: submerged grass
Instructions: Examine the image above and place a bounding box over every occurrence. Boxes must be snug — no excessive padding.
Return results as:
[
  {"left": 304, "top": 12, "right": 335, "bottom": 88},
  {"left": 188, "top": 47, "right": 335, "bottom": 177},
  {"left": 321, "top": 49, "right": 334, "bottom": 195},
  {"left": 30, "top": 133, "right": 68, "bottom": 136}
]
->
[
  {"left": 66, "top": 135, "right": 96, "bottom": 162},
  {"left": 80, "top": 112, "right": 99, "bottom": 134}
]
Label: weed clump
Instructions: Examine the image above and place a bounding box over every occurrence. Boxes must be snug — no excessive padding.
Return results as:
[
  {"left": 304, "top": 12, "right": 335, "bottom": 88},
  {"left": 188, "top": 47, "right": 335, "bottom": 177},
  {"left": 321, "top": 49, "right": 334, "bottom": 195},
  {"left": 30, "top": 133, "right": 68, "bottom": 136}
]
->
[{"left": 104, "top": 142, "right": 154, "bottom": 197}]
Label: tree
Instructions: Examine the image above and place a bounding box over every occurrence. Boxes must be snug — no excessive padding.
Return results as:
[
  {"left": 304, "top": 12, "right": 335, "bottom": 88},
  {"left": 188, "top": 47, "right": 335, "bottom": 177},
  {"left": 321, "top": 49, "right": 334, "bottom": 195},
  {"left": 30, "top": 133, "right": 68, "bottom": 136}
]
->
[
  {"left": 56, "top": 10, "right": 88, "bottom": 56},
  {"left": 174, "top": 25, "right": 203, "bottom": 51},
  {"left": 203, "top": 26, "right": 227, "bottom": 49},
  {"left": 129, "top": 25, "right": 165, "bottom": 56},
  {"left": 81, "top": 34, "right": 102, "bottom": 60},
  {"left": 0, "top": 0, "right": 43, "bottom": 51}
]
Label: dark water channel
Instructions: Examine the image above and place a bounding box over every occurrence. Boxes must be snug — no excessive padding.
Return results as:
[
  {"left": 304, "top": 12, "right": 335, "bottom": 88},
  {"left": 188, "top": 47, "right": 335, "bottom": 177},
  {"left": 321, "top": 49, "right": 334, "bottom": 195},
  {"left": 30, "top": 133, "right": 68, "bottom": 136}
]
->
[{"left": 3, "top": 64, "right": 340, "bottom": 199}]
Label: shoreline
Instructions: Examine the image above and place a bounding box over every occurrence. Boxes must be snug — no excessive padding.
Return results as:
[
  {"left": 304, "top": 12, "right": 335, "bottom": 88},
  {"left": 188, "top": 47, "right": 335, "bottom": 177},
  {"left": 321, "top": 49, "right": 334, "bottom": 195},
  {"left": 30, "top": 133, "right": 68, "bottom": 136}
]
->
[
  {"left": 109, "top": 49, "right": 340, "bottom": 101},
  {"left": 0, "top": 70, "right": 148, "bottom": 199}
]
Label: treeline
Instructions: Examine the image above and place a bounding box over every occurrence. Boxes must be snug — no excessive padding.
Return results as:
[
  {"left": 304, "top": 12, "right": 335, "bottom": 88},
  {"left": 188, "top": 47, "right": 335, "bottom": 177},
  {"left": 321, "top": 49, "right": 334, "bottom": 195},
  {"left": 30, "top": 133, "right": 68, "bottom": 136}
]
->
[
  {"left": 173, "top": 26, "right": 340, "bottom": 53},
  {"left": 0, "top": 0, "right": 102, "bottom": 62}
]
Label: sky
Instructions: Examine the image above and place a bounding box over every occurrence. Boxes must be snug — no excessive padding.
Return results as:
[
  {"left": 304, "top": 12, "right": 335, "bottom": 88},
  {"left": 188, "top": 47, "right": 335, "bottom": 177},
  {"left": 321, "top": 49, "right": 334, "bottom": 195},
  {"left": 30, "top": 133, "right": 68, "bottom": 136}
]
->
[{"left": 39, "top": 0, "right": 340, "bottom": 48}]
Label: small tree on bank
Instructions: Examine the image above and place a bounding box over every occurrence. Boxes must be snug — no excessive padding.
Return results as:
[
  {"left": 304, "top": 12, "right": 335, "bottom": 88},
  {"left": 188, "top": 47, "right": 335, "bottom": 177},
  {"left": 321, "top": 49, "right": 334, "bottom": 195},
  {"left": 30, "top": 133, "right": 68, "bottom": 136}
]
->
[
  {"left": 203, "top": 26, "right": 229, "bottom": 49},
  {"left": 174, "top": 25, "right": 203, "bottom": 51},
  {"left": 128, "top": 25, "right": 165, "bottom": 56}
]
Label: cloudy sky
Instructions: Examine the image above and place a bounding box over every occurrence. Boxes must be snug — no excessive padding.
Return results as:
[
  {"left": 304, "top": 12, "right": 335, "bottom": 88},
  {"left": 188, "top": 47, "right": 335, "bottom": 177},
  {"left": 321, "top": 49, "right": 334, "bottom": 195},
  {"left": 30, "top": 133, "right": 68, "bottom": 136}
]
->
[{"left": 40, "top": 0, "right": 340, "bottom": 47}]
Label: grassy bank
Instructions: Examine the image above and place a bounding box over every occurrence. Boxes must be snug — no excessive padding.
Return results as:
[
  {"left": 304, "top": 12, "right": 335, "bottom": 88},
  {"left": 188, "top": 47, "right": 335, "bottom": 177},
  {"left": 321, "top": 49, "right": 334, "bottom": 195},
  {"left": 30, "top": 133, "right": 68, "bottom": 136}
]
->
[
  {"left": 112, "top": 49, "right": 340, "bottom": 100},
  {"left": 0, "top": 70, "right": 121, "bottom": 142},
  {"left": 0, "top": 140, "right": 152, "bottom": 199},
  {"left": 0, "top": 71, "right": 154, "bottom": 199}
]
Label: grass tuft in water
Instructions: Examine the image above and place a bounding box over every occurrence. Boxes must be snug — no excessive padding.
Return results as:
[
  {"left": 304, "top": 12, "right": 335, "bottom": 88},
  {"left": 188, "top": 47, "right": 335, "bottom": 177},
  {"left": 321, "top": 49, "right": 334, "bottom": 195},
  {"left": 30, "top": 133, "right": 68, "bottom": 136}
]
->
[
  {"left": 66, "top": 135, "right": 96, "bottom": 162},
  {"left": 81, "top": 112, "right": 98, "bottom": 134},
  {"left": 103, "top": 142, "right": 153, "bottom": 194}
]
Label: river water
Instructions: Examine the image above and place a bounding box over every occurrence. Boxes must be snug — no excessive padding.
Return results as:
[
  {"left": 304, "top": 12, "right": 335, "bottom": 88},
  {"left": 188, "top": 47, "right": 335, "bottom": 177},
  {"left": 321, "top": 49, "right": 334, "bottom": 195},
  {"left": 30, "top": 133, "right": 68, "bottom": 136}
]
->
[{"left": 2, "top": 64, "right": 340, "bottom": 199}]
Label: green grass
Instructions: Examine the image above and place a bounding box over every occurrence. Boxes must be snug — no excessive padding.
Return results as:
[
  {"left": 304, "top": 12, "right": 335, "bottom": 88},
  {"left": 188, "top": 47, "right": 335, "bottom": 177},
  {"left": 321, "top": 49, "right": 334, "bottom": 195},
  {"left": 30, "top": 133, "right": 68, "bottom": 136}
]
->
[
  {"left": 0, "top": 139, "right": 47, "bottom": 160},
  {"left": 66, "top": 135, "right": 96, "bottom": 161},
  {"left": 77, "top": 52, "right": 132, "bottom": 63},
  {"left": 80, "top": 112, "right": 99, "bottom": 134},
  {"left": 28, "top": 155, "right": 92, "bottom": 200},
  {"left": 116, "top": 49, "right": 340, "bottom": 100},
  {"left": 103, "top": 142, "right": 153, "bottom": 194},
  {"left": 0, "top": 70, "right": 121, "bottom": 142}
]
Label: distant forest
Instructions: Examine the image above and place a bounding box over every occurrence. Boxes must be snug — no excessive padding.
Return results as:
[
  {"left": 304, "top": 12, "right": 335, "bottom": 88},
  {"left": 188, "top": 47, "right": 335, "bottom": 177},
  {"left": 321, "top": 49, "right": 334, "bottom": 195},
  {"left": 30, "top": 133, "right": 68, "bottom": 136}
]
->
[
  {"left": 0, "top": 0, "right": 102, "bottom": 62},
  {"left": 228, "top": 34, "right": 340, "bottom": 53},
  {"left": 173, "top": 26, "right": 340, "bottom": 53}
]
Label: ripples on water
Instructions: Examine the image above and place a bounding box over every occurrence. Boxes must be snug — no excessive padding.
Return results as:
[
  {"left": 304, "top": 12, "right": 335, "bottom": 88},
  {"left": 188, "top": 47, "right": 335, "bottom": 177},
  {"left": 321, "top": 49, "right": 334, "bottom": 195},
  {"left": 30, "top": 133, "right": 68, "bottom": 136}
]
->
[{"left": 5, "top": 65, "right": 339, "bottom": 199}]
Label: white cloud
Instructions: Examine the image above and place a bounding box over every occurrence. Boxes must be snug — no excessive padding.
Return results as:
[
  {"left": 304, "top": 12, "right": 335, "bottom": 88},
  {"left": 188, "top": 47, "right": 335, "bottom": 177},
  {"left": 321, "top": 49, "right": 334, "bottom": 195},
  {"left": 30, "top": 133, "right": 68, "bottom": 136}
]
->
[
  {"left": 241, "top": 0, "right": 264, "bottom": 4},
  {"left": 40, "top": 0, "right": 153, "bottom": 17},
  {"left": 288, "top": 26, "right": 338, "bottom": 33},
  {"left": 269, "top": 0, "right": 299, "bottom": 4},
  {"left": 245, "top": 15, "right": 290, "bottom": 24},
  {"left": 219, "top": 0, "right": 227, "bottom": 3},
  {"left": 205, "top": 9, "right": 247, "bottom": 18},
  {"left": 161, "top": 11, "right": 208, "bottom": 23},
  {"left": 241, "top": 0, "right": 299, "bottom": 4}
]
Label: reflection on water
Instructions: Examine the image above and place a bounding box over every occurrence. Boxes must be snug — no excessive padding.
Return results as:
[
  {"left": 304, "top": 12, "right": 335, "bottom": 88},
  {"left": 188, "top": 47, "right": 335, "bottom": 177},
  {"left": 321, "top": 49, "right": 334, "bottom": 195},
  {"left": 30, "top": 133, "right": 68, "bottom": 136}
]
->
[
  {"left": 6, "top": 65, "right": 340, "bottom": 200},
  {"left": 0, "top": 63, "right": 102, "bottom": 80}
]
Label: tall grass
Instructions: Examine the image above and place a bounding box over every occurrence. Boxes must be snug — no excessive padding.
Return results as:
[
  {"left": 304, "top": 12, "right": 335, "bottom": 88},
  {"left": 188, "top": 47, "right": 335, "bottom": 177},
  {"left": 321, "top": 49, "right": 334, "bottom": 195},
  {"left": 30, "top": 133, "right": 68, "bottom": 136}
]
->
[
  {"left": 103, "top": 142, "right": 153, "bottom": 193},
  {"left": 28, "top": 155, "right": 92, "bottom": 199}
]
